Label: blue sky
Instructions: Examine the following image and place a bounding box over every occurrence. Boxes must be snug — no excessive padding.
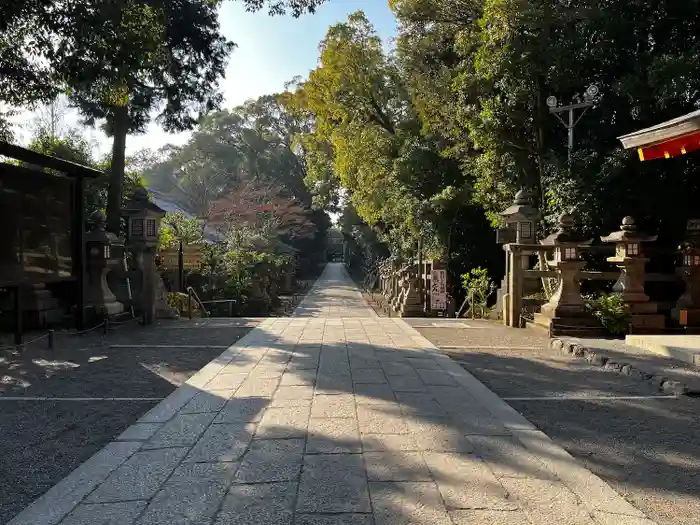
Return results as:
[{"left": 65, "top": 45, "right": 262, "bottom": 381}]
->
[{"left": 13, "top": 1, "right": 397, "bottom": 156}]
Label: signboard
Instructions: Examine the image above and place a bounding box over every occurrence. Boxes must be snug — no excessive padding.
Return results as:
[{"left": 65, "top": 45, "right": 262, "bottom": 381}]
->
[
  {"left": 160, "top": 244, "right": 203, "bottom": 270},
  {"left": 430, "top": 269, "right": 448, "bottom": 311}
]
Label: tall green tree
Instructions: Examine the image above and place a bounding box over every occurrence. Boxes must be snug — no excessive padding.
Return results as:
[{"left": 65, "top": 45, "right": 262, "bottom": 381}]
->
[{"left": 2, "top": 0, "right": 328, "bottom": 233}]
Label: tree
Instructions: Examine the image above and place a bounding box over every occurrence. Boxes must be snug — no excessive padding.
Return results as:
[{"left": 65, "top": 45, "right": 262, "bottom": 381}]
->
[
  {"left": 209, "top": 181, "right": 316, "bottom": 252},
  {"left": 160, "top": 212, "right": 204, "bottom": 249},
  {"left": 1, "top": 0, "right": 329, "bottom": 234}
]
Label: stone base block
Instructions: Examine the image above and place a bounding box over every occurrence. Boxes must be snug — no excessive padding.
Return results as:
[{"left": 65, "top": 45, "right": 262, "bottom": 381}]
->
[
  {"left": 85, "top": 301, "right": 125, "bottom": 318},
  {"left": 531, "top": 312, "right": 606, "bottom": 337},
  {"left": 629, "top": 313, "right": 665, "bottom": 332},
  {"left": 627, "top": 301, "right": 659, "bottom": 315}
]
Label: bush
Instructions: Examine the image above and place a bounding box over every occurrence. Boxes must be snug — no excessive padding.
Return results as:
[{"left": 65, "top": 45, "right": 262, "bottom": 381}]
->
[
  {"left": 460, "top": 267, "right": 496, "bottom": 319},
  {"left": 584, "top": 293, "right": 629, "bottom": 335},
  {"left": 167, "top": 292, "right": 201, "bottom": 317}
]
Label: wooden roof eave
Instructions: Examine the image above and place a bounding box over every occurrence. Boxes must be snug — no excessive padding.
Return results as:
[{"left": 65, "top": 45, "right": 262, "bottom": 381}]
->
[
  {"left": 0, "top": 141, "right": 103, "bottom": 179},
  {"left": 618, "top": 109, "right": 700, "bottom": 150}
]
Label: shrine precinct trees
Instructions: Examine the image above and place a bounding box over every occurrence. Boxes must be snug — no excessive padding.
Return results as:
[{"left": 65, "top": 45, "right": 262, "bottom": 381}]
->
[{"left": 1, "top": 0, "right": 328, "bottom": 233}]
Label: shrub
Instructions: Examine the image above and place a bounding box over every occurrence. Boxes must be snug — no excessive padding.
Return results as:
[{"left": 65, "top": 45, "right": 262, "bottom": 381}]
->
[
  {"left": 584, "top": 293, "right": 629, "bottom": 335},
  {"left": 167, "top": 292, "right": 201, "bottom": 316},
  {"left": 461, "top": 267, "right": 497, "bottom": 318}
]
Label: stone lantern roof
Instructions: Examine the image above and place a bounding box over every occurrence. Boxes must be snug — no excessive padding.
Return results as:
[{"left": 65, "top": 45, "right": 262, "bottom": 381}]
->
[
  {"left": 122, "top": 187, "right": 166, "bottom": 216},
  {"left": 500, "top": 188, "right": 538, "bottom": 221},
  {"left": 541, "top": 213, "right": 591, "bottom": 245},
  {"left": 600, "top": 216, "right": 657, "bottom": 244}
]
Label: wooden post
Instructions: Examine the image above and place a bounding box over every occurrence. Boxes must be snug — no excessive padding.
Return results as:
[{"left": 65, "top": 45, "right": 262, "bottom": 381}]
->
[
  {"left": 73, "top": 176, "right": 86, "bottom": 331},
  {"left": 178, "top": 240, "right": 184, "bottom": 293},
  {"left": 13, "top": 286, "right": 23, "bottom": 346}
]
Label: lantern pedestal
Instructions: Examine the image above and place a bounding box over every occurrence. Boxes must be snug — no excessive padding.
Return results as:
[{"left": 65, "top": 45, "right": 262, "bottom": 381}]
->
[
  {"left": 533, "top": 260, "right": 602, "bottom": 336},
  {"left": 85, "top": 211, "right": 124, "bottom": 317},
  {"left": 400, "top": 276, "right": 423, "bottom": 317},
  {"left": 607, "top": 256, "right": 664, "bottom": 331},
  {"left": 672, "top": 266, "right": 700, "bottom": 325}
]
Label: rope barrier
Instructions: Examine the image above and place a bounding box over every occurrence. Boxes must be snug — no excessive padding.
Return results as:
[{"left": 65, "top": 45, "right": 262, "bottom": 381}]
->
[{"left": 0, "top": 312, "right": 146, "bottom": 352}]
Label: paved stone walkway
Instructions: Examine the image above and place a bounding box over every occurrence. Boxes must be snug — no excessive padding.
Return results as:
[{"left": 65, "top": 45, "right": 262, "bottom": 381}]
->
[{"left": 10, "top": 264, "right": 656, "bottom": 525}]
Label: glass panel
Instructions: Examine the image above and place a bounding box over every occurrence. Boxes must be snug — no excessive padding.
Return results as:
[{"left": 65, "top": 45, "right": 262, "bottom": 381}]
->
[
  {"left": 146, "top": 219, "right": 156, "bottom": 237},
  {"left": 627, "top": 243, "right": 639, "bottom": 256},
  {"left": 520, "top": 222, "right": 532, "bottom": 238},
  {"left": 131, "top": 218, "right": 144, "bottom": 237},
  {"left": 564, "top": 247, "right": 577, "bottom": 260}
]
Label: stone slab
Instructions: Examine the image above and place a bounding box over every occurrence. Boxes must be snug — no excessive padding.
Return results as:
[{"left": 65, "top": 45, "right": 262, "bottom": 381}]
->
[
  {"left": 364, "top": 452, "right": 433, "bottom": 481},
  {"left": 307, "top": 418, "right": 361, "bottom": 454},
  {"left": 142, "top": 413, "right": 216, "bottom": 450},
  {"left": 215, "top": 481, "right": 296, "bottom": 525},
  {"left": 235, "top": 439, "right": 304, "bottom": 483},
  {"left": 311, "top": 395, "right": 356, "bottom": 418},
  {"left": 297, "top": 454, "right": 371, "bottom": 513},
  {"left": 115, "top": 423, "right": 163, "bottom": 442},
  {"left": 185, "top": 423, "right": 255, "bottom": 463},
  {"left": 369, "top": 481, "right": 452, "bottom": 525},
  {"left": 60, "top": 502, "right": 147, "bottom": 525},
  {"left": 255, "top": 406, "right": 310, "bottom": 439},
  {"left": 136, "top": 462, "right": 237, "bottom": 525},
  {"left": 424, "top": 452, "right": 517, "bottom": 510},
  {"left": 86, "top": 447, "right": 189, "bottom": 503},
  {"left": 214, "top": 397, "right": 270, "bottom": 424}
]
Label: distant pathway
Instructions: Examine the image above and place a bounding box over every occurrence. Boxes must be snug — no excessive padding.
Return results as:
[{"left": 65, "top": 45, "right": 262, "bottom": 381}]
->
[{"left": 9, "top": 263, "right": 655, "bottom": 525}]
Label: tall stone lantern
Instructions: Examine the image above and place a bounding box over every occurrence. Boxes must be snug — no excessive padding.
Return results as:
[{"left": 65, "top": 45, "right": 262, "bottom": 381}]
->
[
  {"left": 538, "top": 214, "right": 591, "bottom": 315},
  {"left": 673, "top": 219, "right": 700, "bottom": 325},
  {"left": 601, "top": 216, "right": 664, "bottom": 331},
  {"left": 497, "top": 189, "right": 539, "bottom": 325},
  {"left": 85, "top": 210, "right": 124, "bottom": 316},
  {"left": 122, "top": 187, "right": 166, "bottom": 324}
]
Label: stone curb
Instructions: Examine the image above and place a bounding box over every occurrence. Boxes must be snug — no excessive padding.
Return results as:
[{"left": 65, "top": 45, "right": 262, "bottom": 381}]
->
[{"left": 549, "top": 338, "right": 690, "bottom": 395}]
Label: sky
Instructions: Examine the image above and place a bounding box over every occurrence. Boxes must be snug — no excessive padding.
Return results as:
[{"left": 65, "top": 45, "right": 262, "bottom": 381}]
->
[{"left": 11, "top": 0, "right": 398, "bottom": 157}]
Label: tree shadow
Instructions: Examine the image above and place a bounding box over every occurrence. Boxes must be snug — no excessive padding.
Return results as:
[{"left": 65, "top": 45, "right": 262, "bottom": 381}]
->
[
  {"left": 9, "top": 262, "right": 699, "bottom": 525},
  {"left": 445, "top": 348, "right": 700, "bottom": 525}
]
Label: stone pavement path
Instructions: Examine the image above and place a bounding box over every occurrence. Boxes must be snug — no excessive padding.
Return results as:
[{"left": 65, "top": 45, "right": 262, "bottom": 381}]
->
[{"left": 9, "top": 264, "right": 657, "bottom": 525}]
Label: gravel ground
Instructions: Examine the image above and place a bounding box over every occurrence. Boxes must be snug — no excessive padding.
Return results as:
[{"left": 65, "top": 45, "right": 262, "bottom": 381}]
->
[
  {"left": 0, "top": 318, "right": 258, "bottom": 525},
  {"left": 416, "top": 320, "right": 700, "bottom": 525}
]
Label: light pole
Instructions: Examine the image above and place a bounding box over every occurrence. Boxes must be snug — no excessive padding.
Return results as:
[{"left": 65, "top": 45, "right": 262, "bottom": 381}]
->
[{"left": 547, "top": 84, "right": 601, "bottom": 168}]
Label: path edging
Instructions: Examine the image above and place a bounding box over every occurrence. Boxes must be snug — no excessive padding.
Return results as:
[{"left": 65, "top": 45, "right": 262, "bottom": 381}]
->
[{"left": 550, "top": 338, "right": 691, "bottom": 395}]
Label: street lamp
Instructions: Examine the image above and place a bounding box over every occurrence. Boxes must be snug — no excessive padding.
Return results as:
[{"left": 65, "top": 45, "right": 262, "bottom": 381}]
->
[{"left": 547, "top": 84, "right": 602, "bottom": 168}]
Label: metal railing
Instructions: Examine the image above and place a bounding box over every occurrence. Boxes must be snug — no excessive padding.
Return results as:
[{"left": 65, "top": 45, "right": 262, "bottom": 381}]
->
[{"left": 185, "top": 286, "right": 210, "bottom": 319}]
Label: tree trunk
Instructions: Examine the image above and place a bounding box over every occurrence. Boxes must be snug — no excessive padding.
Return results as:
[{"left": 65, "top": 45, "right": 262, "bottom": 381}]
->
[{"left": 106, "top": 105, "right": 129, "bottom": 234}]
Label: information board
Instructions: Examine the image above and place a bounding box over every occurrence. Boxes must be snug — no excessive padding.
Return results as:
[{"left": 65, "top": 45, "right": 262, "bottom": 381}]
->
[
  {"left": 160, "top": 244, "right": 203, "bottom": 270},
  {"left": 430, "top": 268, "right": 448, "bottom": 311}
]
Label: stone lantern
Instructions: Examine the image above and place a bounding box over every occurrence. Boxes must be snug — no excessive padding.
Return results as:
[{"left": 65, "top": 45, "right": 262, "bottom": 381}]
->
[
  {"left": 122, "top": 187, "right": 166, "bottom": 324},
  {"left": 533, "top": 213, "right": 597, "bottom": 334},
  {"left": 497, "top": 188, "right": 538, "bottom": 245},
  {"left": 673, "top": 219, "right": 700, "bottom": 325},
  {"left": 497, "top": 188, "right": 539, "bottom": 325},
  {"left": 601, "top": 216, "right": 664, "bottom": 331},
  {"left": 85, "top": 210, "right": 124, "bottom": 316}
]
